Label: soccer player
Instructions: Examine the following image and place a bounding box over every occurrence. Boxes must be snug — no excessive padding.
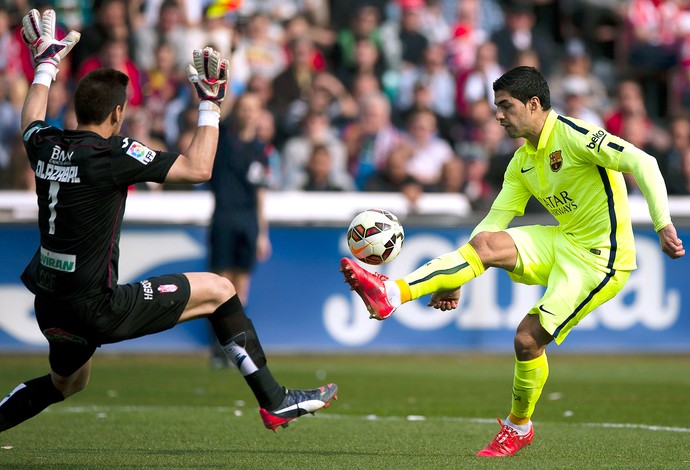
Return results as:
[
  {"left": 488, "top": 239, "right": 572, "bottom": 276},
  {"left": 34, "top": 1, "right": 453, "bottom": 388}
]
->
[
  {"left": 0, "top": 9, "right": 337, "bottom": 434},
  {"left": 341, "top": 66, "right": 684, "bottom": 457}
]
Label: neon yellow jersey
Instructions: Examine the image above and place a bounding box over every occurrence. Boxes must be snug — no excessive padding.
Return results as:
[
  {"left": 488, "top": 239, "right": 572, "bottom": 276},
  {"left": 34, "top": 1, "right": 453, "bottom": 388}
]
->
[{"left": 491, "top": 110, "right": 655, "bottom": 271}]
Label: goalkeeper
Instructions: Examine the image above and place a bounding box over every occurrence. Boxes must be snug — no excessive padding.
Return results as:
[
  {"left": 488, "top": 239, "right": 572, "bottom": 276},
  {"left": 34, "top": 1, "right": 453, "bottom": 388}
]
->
[
  {"left": 341, "top": 66, "right": 684, "bottom": 457},
  {"left": 0, "top": 9, "right": 337, "bottom": 434}
]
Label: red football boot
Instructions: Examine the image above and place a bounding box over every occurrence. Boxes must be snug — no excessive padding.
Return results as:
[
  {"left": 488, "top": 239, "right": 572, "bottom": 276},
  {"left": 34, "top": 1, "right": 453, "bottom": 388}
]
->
[
  {"left": 476, "top": 418, "right": 534, "bottom": 457},
  {"left": 340, "top": 257, "right": 396, "bottom": 320}
]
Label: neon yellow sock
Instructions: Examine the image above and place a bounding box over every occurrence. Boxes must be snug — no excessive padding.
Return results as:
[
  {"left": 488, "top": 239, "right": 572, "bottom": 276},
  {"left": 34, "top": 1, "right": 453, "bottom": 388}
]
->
[
  {"left": 397, "top": 244, "right": 485, "bottom": 303},
  {"left": 509, "top": 352, "right": 549, "bottom": 424}
]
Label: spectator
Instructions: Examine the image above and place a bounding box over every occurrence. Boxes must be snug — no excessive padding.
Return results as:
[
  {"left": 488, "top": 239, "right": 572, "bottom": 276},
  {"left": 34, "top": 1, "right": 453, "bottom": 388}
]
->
[
  {"left": 404, "top": 108, "right": 455, "bottom": 187},
  {"left": 460, "top": 40, "right": 504, "bottom": 114},
  {"left": 490, "top": 2, "right": 555, "bottom": 76},
  {"left": 141, "top": 41, "right": 186, "bottom": 142},
  {"left": 282, "top": 14, "right": 328, "bottom": 72},
  {"left": 388, "top": 0, "right": 430, "bottom": 70},
  {"left": 350, "top": 71, "right": 383, "bottom": 102},
  {"left": 0, "top": 6, "right": 22, "bottom": 78},
  {"left": 673, "top": 147, "right": 690, "bottom": 195},
  {"left": 430, "top": 156, "right": 466, "bottom": 196},
  {"left": 624, "top": 0, "right": 680, "bottom": 118},
  {"left": 548, "top": 38, "right": 610, "bottom": 118},
  {"left": 419, "top": 0, "right": 452, "bottom": 45},
  {"left": 670, "top": 34, "right": 690, "bottom": 114},
  {"left": 556, "top": 76, "right": 604, "bottom": 128},
  {"left": 0, "top": 70, "right": 25, "bottom": 189},
  {"left": 332, "top": 5, "right": 384, "bottom": 72},
  {"left": 662, "top": 114, "right": 690, "bottom": 194},
  {"left": 364, "top": 143, "right": 424, "bottom": 208},
  {"left": 282, "top": 71, "right": 357, "bottom": 139},
  {"left": 445, "top": 0, "right": 485, "bottom": 76},
  {"left": 298, "top": 144, "right": 351, "bottom": 191},
  {"left": 396, "top": 43, "right": 456, "bottom": 120},
  {"left": 604, "top": 79, "right": 647, "bottom": 137},
  {"left": 395, "top": 76, "right": 454, "bottom": 147},
  {"left": 270, "top": 37, "right": 320, "bottom": 127},
  {"left": 335, "top": 37, "right": 386, "bottom": 94},
  {"left": 77, "top": 38, "right": 143, "bottom": 107},
  {"left": 256, "top": 109, "right": 282, "bottom": 190},
  {"left": 235, "top": 12, "right": 287, "bottom": 81},
  {"left": 458, "top": 117, "right": 512, "bottom": 210},
  {"left": 282, "top": 110, "right": 352, "bottom": 191},
  {"left": 342, "top": 92, "right": 403, "bottom": 189},
  {"left": 70, "top": 0, "right": 129, "bottom": 75},
  {"left": 45, "top": 79, "right": 70, "bottom": 129},
  {"left": 131, "top": 0, "right": 192, "bottom": 71}
]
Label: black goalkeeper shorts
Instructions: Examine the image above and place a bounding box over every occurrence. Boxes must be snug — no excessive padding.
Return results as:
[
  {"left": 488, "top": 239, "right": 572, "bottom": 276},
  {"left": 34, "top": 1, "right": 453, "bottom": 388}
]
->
[{"left": 34, "top": 273, "right": 190, "bottom": 376}]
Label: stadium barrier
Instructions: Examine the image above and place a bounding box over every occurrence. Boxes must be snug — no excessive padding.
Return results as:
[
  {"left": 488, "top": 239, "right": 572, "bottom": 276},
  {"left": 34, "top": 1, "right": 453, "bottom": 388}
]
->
[{"left": 1, "top": 191, "right": 689, "bottom": 353}]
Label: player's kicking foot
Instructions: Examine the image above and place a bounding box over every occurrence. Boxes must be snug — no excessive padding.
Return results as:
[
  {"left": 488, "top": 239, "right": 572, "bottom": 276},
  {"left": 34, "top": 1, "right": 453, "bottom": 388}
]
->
[
  {"left": 340, "top": 257, "right": 396, "bottom": 320},
  {"left": 476, "top": 418, "right": 534, "bottom": 457},
  {"left": 259, "top": 383, "right": 338, "bottom": 431}
]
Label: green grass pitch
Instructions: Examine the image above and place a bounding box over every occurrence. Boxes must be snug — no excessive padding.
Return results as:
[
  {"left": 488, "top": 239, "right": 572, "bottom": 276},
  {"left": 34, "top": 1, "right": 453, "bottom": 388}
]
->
[{"left": 0, "top": 353, "right": 688, "bottom": 469}]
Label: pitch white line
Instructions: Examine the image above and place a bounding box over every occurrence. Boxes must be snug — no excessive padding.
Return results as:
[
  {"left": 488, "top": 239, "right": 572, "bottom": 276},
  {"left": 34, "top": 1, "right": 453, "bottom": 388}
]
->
[{"left": 55, "top": 406, "right": 690, "bottom": 433}]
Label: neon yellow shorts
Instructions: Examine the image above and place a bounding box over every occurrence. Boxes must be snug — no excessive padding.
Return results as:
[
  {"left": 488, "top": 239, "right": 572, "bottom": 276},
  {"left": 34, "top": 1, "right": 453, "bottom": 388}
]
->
[{"left": 505, "top": 225, "right": 631, "bottom": 344}]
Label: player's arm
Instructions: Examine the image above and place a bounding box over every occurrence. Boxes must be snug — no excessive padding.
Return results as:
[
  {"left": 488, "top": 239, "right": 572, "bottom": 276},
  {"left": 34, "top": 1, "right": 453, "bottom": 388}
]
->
[
  {"left": 614, "top": 142, "right": 681, "bottom": 257},
  {"left": 20, "top": 9, "right": 80, "bottom": 130},
  {"left": 166, "top": 48, "right": 230, "bottom": 184},
  {"left": 617, "top": 147, "right": 685, "bottom": 258}
]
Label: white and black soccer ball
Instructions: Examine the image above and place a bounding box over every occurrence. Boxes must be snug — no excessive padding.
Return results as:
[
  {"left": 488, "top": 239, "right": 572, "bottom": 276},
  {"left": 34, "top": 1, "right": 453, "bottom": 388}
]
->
[{"left": 346, "top": 209, "right": 404, "bottom": 265}]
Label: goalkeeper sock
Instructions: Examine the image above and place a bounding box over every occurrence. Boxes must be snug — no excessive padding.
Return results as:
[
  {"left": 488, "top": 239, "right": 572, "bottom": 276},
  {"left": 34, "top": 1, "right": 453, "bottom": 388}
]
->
[
  {"left": 397, "top": 244, "right": 485, "bottom": 303},
  {"left": 208, "top": 295, "right": 284, "bottom": 410},
  {"left": 509, "top": 352, "right": 549, "bottom": 425},
  {"left": 0, "top": 374, "right": 64, "bottom": 432}
]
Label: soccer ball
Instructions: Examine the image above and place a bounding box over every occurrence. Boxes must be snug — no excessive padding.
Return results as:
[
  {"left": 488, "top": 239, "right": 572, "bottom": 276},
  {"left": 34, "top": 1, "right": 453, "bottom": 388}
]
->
[{"left": 346, "top": 209, "right": 404, "bottom": 265}]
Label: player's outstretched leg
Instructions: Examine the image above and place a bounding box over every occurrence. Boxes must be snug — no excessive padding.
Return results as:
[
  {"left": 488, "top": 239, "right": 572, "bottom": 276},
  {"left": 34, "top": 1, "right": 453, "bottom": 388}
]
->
[
  {"left": 259, "top": 383, "right": 338, "bottom": 431},
  {"left": 340, "top": 258, "right": 397, "bottom": 320},
  {"left": 476, "top": 418, "right": 534, "bottom": 457}
]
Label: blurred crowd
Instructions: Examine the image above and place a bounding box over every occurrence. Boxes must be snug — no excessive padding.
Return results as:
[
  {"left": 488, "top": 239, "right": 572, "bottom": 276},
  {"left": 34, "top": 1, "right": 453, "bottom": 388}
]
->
[{"left": 2, "top": 0, "right": 690, "bottom": 210}]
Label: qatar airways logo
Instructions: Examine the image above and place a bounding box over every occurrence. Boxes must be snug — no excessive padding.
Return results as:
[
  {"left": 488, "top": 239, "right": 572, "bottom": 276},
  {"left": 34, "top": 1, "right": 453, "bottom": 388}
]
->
[{"left": 536, "top": 190, "right": 578, "bottom": 216}]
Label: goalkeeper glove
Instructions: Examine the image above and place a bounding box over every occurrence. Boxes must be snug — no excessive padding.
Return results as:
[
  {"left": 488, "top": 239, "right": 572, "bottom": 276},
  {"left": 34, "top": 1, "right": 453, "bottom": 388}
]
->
[
  {"left": 21, "top": 9, "right": 80, "bottom": 81},
  {"left": 187, "top": 47, "right": 230, "bottom": 110}
]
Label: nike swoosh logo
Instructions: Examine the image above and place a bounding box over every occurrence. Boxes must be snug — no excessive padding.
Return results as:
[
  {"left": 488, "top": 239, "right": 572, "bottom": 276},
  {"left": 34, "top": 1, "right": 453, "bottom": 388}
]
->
[
  {"left": 351, "top": 245, "right": 368, "bottom": 255},
  {"left": 521, "top": 167, "right": 535, "bottom": 173},
  {"left": 539, "top": 304, "right": 555, "bottom": 316}
]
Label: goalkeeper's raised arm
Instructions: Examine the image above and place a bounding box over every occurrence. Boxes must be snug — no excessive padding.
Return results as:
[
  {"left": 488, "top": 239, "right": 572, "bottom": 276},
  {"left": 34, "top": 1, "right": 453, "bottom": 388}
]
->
[
  {"left": 20, "top": 8, "right": 80, "bottom": 130},
  {"left": 165, "top": 47, "right": 230, "bottom": 184}
]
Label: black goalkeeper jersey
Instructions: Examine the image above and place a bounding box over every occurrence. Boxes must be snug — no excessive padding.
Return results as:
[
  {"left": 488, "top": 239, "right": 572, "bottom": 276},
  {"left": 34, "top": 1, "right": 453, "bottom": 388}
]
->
[{"left": 20, "top": 121, "right": 179, "bottom": 302}]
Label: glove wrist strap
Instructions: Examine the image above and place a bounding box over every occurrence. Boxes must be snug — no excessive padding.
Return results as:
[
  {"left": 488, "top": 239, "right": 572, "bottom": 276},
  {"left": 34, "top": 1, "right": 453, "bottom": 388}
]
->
[
  {"left": 198, "top": 101, "right": 220, "bottom": 128},
  {"left": 33, "top": 63, "right": 58, "bottom": 87}
]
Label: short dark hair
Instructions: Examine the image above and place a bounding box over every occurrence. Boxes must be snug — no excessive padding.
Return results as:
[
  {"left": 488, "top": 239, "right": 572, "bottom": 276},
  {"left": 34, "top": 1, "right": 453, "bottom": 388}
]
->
[
  {"left": 493, "top": 66, "right": 551, "bottom": 110},
  {"left": 74, "top": 69, "right": 129, "bottom": 125}
]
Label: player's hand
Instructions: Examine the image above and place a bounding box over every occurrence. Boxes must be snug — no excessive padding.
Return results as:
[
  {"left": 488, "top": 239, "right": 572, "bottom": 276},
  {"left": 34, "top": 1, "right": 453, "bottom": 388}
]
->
[
  {"left": 658, "top": 224, "right": 685, "bottom": 259},
  {"left": 187, "top": 47, "right": 229, "bottom": 108},
  {"left": 21, "top": 9, "right": 80, "bottom": 73},
  {"left": 428, "top": 287, "right": 461, "bottom": 311}
]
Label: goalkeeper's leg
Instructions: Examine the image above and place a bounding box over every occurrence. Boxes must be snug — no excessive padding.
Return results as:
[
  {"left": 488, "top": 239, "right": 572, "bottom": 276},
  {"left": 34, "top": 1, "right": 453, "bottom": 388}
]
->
[{"left": 0, "top": 355, "right": 91, "bottom": 432}]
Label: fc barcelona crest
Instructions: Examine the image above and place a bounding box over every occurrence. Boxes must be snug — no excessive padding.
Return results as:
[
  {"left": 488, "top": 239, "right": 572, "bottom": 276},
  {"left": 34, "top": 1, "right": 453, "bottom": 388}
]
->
[{"left": 549, "top": 150, "right": 563, "bottom": 172}]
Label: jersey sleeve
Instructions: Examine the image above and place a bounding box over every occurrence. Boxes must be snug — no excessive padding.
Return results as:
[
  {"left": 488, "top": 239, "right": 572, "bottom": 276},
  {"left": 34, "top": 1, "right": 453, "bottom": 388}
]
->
[
  {"left": 574, "top": 125, "right": 672, "bottom": 232},
  {"left": 489, "top": 155, "right": 532, "bottom": 216},
  {"left": 110, "top": 136, "right": 180, "bottom": 186},
  {"left": 22, "top": 120, "right": 51, "bottom": 168}
]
